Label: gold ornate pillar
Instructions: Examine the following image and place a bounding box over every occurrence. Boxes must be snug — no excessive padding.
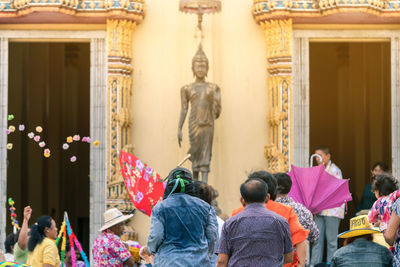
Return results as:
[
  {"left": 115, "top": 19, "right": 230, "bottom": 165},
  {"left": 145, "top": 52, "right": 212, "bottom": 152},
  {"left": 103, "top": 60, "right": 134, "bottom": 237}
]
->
[
  {"left": 262, "top": 19, "right": 293, "bottom": 172},
  {"left": 106, "top": 19, "right": 136, "bottom": 212}
]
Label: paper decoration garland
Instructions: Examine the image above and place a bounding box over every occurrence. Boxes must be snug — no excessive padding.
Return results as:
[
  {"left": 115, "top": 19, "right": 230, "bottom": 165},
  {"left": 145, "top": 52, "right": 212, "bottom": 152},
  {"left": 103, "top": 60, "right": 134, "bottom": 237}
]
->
[
  {"left": 8, "top": 198, "right": 20, "bottom": 234},
  {"left": 62, "top": 135, "right": 99, "bottom": 163},
  {"left": 56, "top": 212, "right": 89, "bottom": 267}
]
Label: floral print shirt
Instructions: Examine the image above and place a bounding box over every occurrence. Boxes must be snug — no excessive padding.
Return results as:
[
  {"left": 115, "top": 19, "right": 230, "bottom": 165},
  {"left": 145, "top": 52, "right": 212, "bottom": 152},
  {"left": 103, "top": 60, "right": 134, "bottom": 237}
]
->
[
  {"left": 276, "top": 196, "right": 320, "bottom": 243},
  {"left": 92, "top": 229, "right": 131, "bottom": 267},
  {"left": 368, "top": 190, "right": 400, "bottom": 231},
  {"left": 390, "top": 198, "right": 400, "bottom": 267}
]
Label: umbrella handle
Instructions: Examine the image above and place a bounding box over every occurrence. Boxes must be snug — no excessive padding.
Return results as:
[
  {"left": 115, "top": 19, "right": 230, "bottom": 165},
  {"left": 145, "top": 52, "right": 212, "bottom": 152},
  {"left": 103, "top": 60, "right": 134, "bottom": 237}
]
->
[
  {"left": 177, "top": 154, "right": 191, "bottom": 167},
  {"left": 310, "top": 154, "right": 322, "bottom": 167}
]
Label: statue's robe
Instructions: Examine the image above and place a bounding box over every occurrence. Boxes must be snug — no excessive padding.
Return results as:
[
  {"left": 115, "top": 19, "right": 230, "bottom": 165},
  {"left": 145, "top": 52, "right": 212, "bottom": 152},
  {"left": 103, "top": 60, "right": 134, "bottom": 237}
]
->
[{"left": 181, "top": 82, "right": 221, "bottom": 172}]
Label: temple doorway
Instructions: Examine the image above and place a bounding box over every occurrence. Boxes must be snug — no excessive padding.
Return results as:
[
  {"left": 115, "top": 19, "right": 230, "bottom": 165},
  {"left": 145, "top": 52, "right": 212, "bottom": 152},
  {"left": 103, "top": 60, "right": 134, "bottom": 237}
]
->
[
  {"left": 309, "top": 42, "right": 392, "bottom": 227},
  {"left": 6, "top": 42, "right": 90, "bottom": 252}
]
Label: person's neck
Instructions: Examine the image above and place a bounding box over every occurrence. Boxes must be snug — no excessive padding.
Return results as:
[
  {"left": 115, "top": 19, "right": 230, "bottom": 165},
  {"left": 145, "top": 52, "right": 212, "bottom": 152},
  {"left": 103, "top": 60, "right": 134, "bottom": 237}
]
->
[
  {"left": 276, "top": 194, "right": 287, "bottom": 199},
  {"left": 195, "top": 77, "right": 206, "bottom": 83}
]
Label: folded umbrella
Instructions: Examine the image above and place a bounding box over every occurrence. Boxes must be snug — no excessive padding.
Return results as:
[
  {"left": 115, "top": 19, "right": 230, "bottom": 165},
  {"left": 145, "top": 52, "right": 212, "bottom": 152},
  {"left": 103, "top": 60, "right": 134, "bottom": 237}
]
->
[{"left": 288, "top": 164, "right": 352, "bottom": 214}]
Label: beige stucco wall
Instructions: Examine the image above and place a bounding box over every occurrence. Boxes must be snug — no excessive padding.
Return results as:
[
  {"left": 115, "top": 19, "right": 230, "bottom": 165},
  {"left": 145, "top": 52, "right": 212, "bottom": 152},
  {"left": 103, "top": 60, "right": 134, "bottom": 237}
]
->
[{"left": 130, "top": 0, "right": 268, "bottom": 245}]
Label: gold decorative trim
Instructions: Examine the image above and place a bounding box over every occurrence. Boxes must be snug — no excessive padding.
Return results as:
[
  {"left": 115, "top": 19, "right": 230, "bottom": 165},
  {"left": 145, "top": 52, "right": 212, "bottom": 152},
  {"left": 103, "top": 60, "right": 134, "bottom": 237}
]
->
[
  {"left": 262, "top": 19, "right": 292, "bottom": 172},
  {"left": 0, "top": 0, "right": 145, "bottom": 23},
  {"left": 106, "top": 19, "right": 135, "bottom": 213},
  {"left": 253, "top": 0, "right": 400, "bottom": 24}
]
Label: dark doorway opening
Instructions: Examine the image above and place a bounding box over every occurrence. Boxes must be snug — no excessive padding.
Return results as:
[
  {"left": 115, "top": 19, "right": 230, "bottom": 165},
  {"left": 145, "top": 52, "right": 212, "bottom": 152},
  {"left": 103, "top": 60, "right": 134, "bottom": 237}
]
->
[{"left": 7, "top": 42, "right": 90, "bottom": 253}]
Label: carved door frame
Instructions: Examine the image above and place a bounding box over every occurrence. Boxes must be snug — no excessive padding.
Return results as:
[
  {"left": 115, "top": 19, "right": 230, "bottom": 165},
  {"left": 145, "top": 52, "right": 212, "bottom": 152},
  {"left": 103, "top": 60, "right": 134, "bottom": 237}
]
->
[
  {"left": 0, "top": 30, "right": 107, "bottom": 252},
  {"left": 292, "top": 29, "right": 400, "bottom": 177}
]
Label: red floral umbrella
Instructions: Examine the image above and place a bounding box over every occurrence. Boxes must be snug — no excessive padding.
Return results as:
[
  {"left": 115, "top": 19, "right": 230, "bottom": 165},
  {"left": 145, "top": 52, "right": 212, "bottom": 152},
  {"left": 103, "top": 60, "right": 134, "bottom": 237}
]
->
[{"left": 119, "top": 151, "right": 166, "bottom": 216}]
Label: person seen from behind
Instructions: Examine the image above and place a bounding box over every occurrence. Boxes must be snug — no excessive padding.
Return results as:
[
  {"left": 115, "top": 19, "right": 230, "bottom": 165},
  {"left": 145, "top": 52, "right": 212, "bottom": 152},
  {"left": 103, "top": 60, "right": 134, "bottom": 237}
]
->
[
  {"left": 331, "top": 215, "right": 392, "bottom": 267},
  {"left": 4, "top": 233, "right": 17, "bottom": 261},
  {"left": 216, "top": 178, "right": 293, "bottom": 266},
  {"left": 140, "top": 167, "right": 218, "bottom": 267},
  {"left": 14, "top": 206, "right": 32, "bottom": 263},
  {"left": 231, "top": 171, "right": 309, "bottom": 267},
  {"left": 275, "top": 172, "right": 319, "bottom": 243},
  {"left": 368, "top": 173, "right": 400, "bottom": 231},
  {"left": 26, "top": 215, "right": 60, "bottom": 267}
]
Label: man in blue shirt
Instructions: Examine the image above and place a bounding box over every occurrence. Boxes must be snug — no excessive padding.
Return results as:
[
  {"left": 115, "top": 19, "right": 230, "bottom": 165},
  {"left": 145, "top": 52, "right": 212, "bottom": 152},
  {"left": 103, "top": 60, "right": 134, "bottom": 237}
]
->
[{"left": 216, "top": 178, "right": 293, "bottom": 267}]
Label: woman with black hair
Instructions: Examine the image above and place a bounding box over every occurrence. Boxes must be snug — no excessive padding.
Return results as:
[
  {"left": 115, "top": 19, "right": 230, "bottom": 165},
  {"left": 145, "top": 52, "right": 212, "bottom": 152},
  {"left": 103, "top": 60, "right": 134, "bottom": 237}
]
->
[
  {"left": 140, "top": 167, "right": 218, "bottom": 267},
  {"left": 356, "top": 162, "right": 390, "bottom": 214},
  {"left": 26, "top": 215, "right": 60, "bottom": 267}
]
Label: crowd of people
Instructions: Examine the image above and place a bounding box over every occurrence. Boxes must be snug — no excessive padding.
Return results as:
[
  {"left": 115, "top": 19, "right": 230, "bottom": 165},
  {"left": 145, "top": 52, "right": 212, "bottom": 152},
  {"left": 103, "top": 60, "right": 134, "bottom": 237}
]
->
[{"left": 2, "top": 146, "right": 400, "bottom": 266}]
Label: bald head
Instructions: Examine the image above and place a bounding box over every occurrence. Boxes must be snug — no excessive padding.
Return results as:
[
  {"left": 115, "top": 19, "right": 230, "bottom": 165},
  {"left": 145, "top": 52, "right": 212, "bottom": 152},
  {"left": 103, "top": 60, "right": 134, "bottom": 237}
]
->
[{"left": 240, "top": 178, "right": 269, "bottom": 204}]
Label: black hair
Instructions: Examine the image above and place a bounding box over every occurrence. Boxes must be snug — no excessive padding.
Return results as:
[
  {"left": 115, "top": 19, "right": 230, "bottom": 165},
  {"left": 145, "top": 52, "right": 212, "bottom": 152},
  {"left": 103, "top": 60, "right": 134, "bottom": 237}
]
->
[
  {"left": 240, "top": 178, "right": 269, "bottom": 204},
  {"left": 28, "top": 215, "right": 53, "bottom": 252},
  {"left": 163, "top": 167, "right": 195, "bottom": 200},
  {"left": 274, "top": 172, "right": 292, "bottom": 195},
  {"left": 372, "top": 173, "right": 398, "bottom": 197},
  {"left": 194, "top": 181, "right": 214, "bottom": 205},
  {"left": 248, "top": 170, "right": 277, "bottom": 200},
  {"left": 4, "top": 233, "right": 18, "bottom": 253},
  {"left": 371, "top": 162, "right": 390, "bottom": 172},
  {"left": 315, "top": 145, "right": 330, "bottom": 155}
]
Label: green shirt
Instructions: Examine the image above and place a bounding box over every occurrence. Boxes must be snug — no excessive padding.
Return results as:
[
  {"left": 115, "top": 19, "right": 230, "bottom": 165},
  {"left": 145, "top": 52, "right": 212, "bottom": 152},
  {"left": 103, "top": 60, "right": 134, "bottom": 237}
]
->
[{"left": 13, "top": 243, "right": 28, "bottom": 263}]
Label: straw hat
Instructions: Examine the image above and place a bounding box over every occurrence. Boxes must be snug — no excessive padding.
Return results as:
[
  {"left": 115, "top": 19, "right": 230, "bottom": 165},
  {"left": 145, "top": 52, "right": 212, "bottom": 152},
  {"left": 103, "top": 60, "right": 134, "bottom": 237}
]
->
[
  {"left": 338, "top": 215, "right": 380, "bottom": 239},
  {"left": 100, "top": 208, "right": 133, "bottom": 232}
]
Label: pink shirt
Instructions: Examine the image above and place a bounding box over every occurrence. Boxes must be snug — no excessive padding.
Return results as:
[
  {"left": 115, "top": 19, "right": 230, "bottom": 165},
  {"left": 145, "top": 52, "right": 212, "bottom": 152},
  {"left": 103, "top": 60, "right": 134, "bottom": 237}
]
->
[{"left": 92, "top": 229, "right": 131, "bottom": 267}]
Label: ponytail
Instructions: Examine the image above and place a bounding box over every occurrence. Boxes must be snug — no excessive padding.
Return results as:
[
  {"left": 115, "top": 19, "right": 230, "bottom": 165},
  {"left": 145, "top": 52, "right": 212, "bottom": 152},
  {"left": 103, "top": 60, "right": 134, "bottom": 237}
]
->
[{"left": 28, "top": 215, "right": 52, "bottom": 252}]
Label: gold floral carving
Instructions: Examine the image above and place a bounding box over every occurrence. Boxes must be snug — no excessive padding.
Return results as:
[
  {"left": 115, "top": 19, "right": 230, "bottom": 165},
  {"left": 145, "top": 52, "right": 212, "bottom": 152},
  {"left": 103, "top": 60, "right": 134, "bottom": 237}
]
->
[
  {"left": 261, "top": 19, "right": 292, "bottom": 172},
  {"left": 106, "top": 19, "right": 136, "bottom": 213}
]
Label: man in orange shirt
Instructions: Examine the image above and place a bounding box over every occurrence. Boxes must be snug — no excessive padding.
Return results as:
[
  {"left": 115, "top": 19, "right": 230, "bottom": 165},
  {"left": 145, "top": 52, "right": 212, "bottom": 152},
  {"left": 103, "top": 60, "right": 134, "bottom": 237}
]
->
[{"left": 232, "top": 171, "right": 309, "bottom": 267}]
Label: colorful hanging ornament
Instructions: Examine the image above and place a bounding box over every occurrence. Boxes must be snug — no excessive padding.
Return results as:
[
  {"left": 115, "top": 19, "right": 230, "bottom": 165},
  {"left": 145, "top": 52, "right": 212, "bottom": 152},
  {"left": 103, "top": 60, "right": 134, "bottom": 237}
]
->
[
  {"left": 6, "top": 143, "right": 13, "bottom": 150},
  {"left": 34, "top": 135, "right": 40, "bottom": 142},
  {"left": 7, "top": 114, "right": 14, "bottom": 121},
  {"left": 39, "top": 141, "right": 46, "bottom": 148},
  {"left": 27, "top": 132, "right": 34, "bottom": 139},
  {"left": 35, "top": 126, "right": 43, "bottom": 133},
  {"left": 70, "top": 156, "right": 77, "bottom": 162},
  {"left": 56, "top": 212, "right": 90, "bottom": 267},
  {"left": 72, "top": 135, "right": 80, "bottom": 141},
  {"left": 8, "top": 198, "right": 20, "bottom": 234},
  {"left": 8, "top": 125, "right": 15, "bottom": 133},
  {"left": 66, "top": 136, "right": 73, "bottom": 143},
  {"left": 19, "top": 124, "right": 25, "bottom": 131},
  {"left": 63, "top": 143, "right": 69, "bottom": 150},
  {"left": 93, "top": 140, "right": 100, "bottom": 146}
]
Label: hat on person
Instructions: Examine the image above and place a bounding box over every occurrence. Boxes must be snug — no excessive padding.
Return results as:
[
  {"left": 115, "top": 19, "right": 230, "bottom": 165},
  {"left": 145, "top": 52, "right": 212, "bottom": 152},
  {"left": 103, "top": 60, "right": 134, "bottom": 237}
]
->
[
  {"left": 337, "top": 215, "right": 380, "bottom": 238},
  {"left": 99, "top": 208, "right": 133, "bottom": 232}
]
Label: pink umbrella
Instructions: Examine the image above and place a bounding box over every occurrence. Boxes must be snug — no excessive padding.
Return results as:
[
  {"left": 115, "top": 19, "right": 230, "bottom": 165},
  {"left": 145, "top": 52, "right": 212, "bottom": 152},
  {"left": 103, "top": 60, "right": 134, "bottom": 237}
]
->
[{"left": 288, "top": 164, "right": 352, "bottom": 214}]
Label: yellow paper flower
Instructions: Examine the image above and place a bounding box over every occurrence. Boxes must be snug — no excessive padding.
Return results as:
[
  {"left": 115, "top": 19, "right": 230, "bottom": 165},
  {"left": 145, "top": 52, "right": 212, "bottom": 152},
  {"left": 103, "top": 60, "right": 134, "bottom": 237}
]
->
[
  {"left": 35, "top": 126, "right": 43, "bottom": 133},
  {"left": 93, "top": 140, "right": 100, "bottom": 146},
  {"left": 8, "top": 125, "right": 15, "bottom": 132},
  {"left": 66, "top": 136, "right": 73, "bottom": 143},
  {"left": 44, "top": 153, "right": 50, "bottom": 158},
  {"left": 6, "top": 143, "right": 13, "bottom": 150}
]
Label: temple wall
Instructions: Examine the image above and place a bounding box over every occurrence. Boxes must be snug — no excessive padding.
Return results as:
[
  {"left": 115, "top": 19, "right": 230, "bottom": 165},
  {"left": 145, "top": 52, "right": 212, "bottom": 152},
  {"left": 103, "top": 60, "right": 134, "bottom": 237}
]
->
[{"left": 130, "top": 0, "right": 268, "bottom": 245}]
